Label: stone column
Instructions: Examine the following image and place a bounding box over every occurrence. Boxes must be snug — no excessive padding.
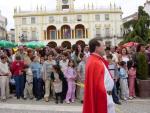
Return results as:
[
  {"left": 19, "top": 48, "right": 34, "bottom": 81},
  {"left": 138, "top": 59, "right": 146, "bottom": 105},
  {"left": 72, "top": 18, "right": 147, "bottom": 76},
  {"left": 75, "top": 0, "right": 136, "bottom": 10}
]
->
[
  {"left": 59, "top": 30, "right": 61, "bottom": 39},
  {"left": 72, "top": 30, "right": 74, "bottom": 39},
  {"left": 46, "top": 31, "right": 47, "bottom": 40},
  {"left": 71, "top": 29, "right": 72, "bottom": 39},
  {"left": 57, "top": 30, "right": 59, "bottom": 39},
  {"left": 86, "top": 29, "right": 88, "bottom": 38},
  {"left": 74, "top": 29, "right": 76, "bottom": 39}
]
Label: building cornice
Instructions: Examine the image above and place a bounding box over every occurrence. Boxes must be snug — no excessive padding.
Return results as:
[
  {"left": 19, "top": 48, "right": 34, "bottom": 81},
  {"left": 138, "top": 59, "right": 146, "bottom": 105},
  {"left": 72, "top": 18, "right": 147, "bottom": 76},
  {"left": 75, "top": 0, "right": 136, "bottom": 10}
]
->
[{"left": 14, "top": 10, "right": 122, "bottom": 18}]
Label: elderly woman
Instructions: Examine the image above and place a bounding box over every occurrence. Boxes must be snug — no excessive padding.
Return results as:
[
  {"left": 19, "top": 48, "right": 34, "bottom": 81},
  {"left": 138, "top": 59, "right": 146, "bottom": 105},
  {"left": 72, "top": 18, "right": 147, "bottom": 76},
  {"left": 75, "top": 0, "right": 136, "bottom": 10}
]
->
[{"left": 0, "top": 55, "right": 11, "bottom": 101}]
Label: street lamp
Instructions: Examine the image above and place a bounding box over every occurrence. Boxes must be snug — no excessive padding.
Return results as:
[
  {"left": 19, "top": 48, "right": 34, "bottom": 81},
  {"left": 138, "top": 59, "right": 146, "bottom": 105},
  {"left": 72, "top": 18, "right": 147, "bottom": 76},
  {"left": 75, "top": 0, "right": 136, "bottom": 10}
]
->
[{"left": 113, "top": 35, "right": 117, "bottom": 46}]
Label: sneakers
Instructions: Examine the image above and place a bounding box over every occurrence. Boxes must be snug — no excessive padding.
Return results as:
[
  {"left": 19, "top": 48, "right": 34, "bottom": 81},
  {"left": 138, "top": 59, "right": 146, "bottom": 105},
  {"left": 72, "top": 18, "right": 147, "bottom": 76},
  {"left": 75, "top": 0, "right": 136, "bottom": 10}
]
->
[
  {"left": 122, "top": 97, "right": 127, "bottom": 101},
  {"left": 71, "top": 100, "right": 75, "bottom": 103},
  {"left": 66, "top": 101, "right": 70, "bottom": 104},
  {"left": 129, "top": 97, "right": 133, "bottom": 100},
  {"left": 44, "top": 97, "right": 49, "bottom": 102}
]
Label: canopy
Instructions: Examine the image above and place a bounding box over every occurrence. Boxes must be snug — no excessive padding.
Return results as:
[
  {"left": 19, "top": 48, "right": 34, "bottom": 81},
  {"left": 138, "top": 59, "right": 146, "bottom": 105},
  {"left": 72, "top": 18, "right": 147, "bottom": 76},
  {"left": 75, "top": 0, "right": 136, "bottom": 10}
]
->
[
  {"left": 123, "top": 42, "right": 139, "bottom": 47},
  {"left": 24, "top": 41, "right": 47, "bottom": 49},
  {"left": 0, "top": 40, "right": 17, "bottom": 48}
]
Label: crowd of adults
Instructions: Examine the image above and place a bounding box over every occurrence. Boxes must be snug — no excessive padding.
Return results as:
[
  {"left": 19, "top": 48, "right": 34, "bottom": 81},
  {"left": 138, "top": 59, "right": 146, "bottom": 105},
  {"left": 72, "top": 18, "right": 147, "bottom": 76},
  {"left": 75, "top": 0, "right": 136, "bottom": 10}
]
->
[{"left": 0, "top": 41, "right": 149, "bottom": 105}]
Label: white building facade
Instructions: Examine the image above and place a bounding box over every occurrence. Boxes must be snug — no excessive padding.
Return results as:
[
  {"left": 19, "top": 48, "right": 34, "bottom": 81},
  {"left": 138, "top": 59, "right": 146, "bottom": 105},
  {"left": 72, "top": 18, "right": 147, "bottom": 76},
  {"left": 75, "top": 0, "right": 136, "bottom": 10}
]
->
[
  {"left": 144, "top": 0, "right": 150, "bottom": 16},
  {"left": 8, "top": 29, "right": 15, "bottom": 42},
  {"left": 0, "top": 11, "right": 7, "bottom": 40},
  {"left": 14, "top": 0, "right": 123, "bottom": 46}
]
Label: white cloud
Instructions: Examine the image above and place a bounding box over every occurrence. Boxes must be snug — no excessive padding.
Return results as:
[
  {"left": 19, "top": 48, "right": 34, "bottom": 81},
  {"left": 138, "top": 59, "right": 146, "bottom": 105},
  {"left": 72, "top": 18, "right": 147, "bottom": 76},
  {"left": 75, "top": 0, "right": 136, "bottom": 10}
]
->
[{"left": 0, "top": 0, "right": 146, "bottom": 30}]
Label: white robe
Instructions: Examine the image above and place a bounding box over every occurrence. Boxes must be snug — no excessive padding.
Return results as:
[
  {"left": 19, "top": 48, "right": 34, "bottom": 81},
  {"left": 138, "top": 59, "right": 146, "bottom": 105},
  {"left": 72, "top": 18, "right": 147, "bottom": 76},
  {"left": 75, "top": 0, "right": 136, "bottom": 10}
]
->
[{"left": 103, "top": 63, "right": 116, "bottom": 113}]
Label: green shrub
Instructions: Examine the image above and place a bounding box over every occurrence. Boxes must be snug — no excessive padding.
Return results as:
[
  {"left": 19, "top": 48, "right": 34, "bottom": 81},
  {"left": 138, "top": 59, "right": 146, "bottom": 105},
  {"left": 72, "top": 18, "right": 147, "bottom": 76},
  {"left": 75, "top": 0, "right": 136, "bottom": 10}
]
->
[{"left": 137, "top": 52, "right": 149, "bottom": 80}]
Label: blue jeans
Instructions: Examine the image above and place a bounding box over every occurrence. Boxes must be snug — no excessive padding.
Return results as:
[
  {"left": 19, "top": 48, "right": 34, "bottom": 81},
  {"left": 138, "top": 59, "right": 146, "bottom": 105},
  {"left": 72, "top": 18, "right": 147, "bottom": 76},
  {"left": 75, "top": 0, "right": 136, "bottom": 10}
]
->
[
  {"left": 33, "top": 78, "right": 43, "bottom": 99},
  {"left": 112, "top": 81, "right": 120, "bottom": 103},
  {"left": 14, "top": 75, "right": 24, "bottom": 98}
]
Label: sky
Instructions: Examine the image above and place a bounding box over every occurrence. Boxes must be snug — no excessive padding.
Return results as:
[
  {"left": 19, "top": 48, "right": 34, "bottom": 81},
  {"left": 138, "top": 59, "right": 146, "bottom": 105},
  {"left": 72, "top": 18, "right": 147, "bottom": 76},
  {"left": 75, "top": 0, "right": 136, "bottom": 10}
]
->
[{"left": 0, "top": 0, "right": 147, "bottom": 30}]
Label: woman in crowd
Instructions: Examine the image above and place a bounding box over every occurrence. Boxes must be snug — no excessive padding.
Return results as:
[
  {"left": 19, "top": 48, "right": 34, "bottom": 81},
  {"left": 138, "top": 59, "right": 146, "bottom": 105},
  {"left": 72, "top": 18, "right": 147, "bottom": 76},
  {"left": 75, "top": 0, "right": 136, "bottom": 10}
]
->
[
  {"left": 0, "top": 55, "right": 11, "bottom": 101},
  {"left": 30, "top": 56, "right": 43, "bottom": 101},
  {"left": 77, "top": 53, "right": 86, "bottom": 103},
  {"left": 43, "top": 52, "right": 56, "bottom": 102},
  {"left": 118, "top": 47, "right": 130, "bottom": 64}
]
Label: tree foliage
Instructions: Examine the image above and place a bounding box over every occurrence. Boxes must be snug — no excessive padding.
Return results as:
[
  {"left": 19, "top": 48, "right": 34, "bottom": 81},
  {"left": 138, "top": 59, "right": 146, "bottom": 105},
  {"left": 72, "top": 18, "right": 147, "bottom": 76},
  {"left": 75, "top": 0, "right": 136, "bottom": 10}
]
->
[
  {"left": 122, "top": 6, "right": 150, "bottom": 44},
  {"left": 137, "top": 52, "right": 149, "bottom": 80}
]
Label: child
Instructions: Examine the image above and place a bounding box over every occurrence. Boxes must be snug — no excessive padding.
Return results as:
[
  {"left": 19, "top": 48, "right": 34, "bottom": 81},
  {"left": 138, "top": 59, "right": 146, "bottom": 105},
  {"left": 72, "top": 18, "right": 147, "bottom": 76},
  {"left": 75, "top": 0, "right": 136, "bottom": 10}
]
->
[
  {"left": 59, "top": 52, "right": 69, "bottom": 72},
  {"left": 64, "top": 60, "right": 77, "bottom": 104},
  {"left": 107, "top": 54, "right": 121, "bottom": 105},
  {"left": 119, "top": 61, "right": 129, "bottom": 101},
  {"left": 127, "top": 60, "right": 136, "bottom": 99},
  {"left": 23, "top": 65, "right": 33, "bottom": 100},
  {"left": 77, "top": 53, "right": 86, "bottom": 103},
  {"left": 52, "top": 65, "right": 63, "bottom": 104}
]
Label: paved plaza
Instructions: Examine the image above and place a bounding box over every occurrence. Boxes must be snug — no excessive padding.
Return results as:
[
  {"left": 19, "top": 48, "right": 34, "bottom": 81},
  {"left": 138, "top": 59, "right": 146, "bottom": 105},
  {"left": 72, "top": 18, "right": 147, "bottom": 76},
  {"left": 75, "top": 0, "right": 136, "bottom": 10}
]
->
[{"left": 0, "top": 98, "right": 149, "bottom": 113}]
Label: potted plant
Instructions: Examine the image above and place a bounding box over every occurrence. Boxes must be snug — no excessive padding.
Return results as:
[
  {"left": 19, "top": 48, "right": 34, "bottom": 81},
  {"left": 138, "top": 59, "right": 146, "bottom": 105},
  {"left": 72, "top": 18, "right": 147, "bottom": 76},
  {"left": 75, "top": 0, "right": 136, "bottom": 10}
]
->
[{"left": 136, "top": 44, "right": 150, "bottom": 98}]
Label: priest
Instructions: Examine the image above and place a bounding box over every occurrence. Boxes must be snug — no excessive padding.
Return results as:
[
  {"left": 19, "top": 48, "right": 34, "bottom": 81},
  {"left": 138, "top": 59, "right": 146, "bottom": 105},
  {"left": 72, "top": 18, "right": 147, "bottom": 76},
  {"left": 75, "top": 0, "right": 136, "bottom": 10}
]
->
[{"left": 83, "top": 38, "right": 115, "bottom": 113}]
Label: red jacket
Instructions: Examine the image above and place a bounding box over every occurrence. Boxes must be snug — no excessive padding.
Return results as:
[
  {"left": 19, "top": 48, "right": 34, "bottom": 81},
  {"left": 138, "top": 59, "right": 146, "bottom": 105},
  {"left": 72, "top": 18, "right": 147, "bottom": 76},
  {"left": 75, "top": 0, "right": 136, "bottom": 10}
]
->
[
  {"left": 83, "top": 53, "right": 107, "bottom": 113},
  {"left": 11, "top": 60, "right": 24, "bottom": 76}
]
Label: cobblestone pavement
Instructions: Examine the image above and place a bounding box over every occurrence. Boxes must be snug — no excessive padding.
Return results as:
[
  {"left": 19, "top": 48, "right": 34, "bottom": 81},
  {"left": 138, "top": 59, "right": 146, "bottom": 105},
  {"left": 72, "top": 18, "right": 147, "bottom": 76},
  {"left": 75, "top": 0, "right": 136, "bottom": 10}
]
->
[
  {"left": 117, "top": 99, "right": 150, "bottom": 113},
  {"left": 0, "top": 98, "right": 149, "bottom": 113}
]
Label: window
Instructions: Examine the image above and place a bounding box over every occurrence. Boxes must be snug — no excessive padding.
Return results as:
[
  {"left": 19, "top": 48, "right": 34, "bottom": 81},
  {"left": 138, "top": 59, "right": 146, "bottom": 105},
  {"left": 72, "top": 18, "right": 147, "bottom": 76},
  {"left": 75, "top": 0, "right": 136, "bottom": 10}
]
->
[
  {"left": 120, "top": 15, "right": 122, "bottom": 19},
  {"left": 96, "top": 28, "right": 101, "bottom": 37},
  {"left": 95, "top": 15, "right": 100, "bottom": 21},
  {"left": 76, "top": 29, "right": 83, "bottom": 38},
  {"left": 105, "top": 28, "right": 110, "bottom": 37},
  {"left": 63, "top": 17, "right": 68, "bottom": 22},
  {"left": 31, "top": 17, "right": 36, "bottom": 24},
  {"left": 49, "top": 16, "right": 54, "bottom": 23},
  {"left": 22, "top": 18, "right": 27, "bottom": 25},
  {"left": 50, "top": 30, "right": 56, "bottom": 39},
  {"left": 105, "top": 14, "right": 109, "bottom": 21},
  {"left": 21, "top": 31, "right": 27, "bottom": 41},
  {"left": 22, "top": 31, "right": 27, "bottom": 37},
  {"left": 31, "top": 31, "right": 36, "bottom": 40},
  {"left": 77, "top": 15, "right": 82, "bottom": 21}
]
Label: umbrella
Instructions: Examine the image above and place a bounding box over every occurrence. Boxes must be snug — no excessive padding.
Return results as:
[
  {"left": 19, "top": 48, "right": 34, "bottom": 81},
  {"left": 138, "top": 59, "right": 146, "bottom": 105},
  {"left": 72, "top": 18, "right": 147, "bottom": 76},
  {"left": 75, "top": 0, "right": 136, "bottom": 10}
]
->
[
  {"left": 123, "top": 42, "right": 138, "bottom": 47},
  {"left": 24, "top": 41, "right": 46, "bottom": 49},
  {"left": 0, "top": 40, "right": 17, "bottom": 48}
]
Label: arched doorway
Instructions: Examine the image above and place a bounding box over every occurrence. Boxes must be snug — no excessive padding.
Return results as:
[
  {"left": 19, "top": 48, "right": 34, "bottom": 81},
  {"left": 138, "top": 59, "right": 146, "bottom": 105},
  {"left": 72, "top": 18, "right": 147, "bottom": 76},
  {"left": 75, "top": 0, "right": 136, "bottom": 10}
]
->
[
  {"left": 61, "top": 25, "right": 71, "bottom": 39},
  {"left": 76, "top": 40, "right": 86, "bottom": 49},
  {"left": 61, "top": 41, "right": 71, "bottom": 49},
  {"left": 75, "top": 24, "right": 85, "bottom": 38},
  {"left": 47, "top": 25, "right": 57, "bottom": 40},
  {"left": 47, "top": 41, "right": 57, "bottom": 48}
]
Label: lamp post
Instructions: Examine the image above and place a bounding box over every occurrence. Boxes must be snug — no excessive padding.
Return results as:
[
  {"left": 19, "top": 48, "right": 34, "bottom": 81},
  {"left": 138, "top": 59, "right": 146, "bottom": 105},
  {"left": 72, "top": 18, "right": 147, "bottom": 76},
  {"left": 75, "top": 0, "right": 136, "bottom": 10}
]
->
[{"left": 113, "top": 35, "right": 117, "bottom": 46}]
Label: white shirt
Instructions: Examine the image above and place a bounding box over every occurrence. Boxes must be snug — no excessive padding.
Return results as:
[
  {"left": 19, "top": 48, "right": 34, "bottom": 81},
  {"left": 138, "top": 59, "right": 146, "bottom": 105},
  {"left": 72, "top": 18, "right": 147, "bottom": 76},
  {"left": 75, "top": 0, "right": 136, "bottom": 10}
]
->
[
  {"left": 84, "top": 51, "right": 90, "bottom": 58},
  {"left": 103, "top": 63, "right": 116, "bottom": 113},
  {"left": 0, "top": 62, "right": 10, "bottom": 75},
  {"left": 103, "top": 63, "right": 114, "bottom": 91},
  {"left": 122, "top": 56, "right": 129, "bottom": 64},
  {"left": 59, "top": 60, "right": 69, "bottom": 72}
]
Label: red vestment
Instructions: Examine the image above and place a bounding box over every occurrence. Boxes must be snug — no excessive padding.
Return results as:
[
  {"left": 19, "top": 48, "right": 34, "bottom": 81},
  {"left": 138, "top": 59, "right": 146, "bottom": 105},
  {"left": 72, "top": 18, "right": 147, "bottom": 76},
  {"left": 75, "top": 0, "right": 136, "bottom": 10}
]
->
[{"left": 83, "top": 53, "right": 107, "bottom": 113}]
